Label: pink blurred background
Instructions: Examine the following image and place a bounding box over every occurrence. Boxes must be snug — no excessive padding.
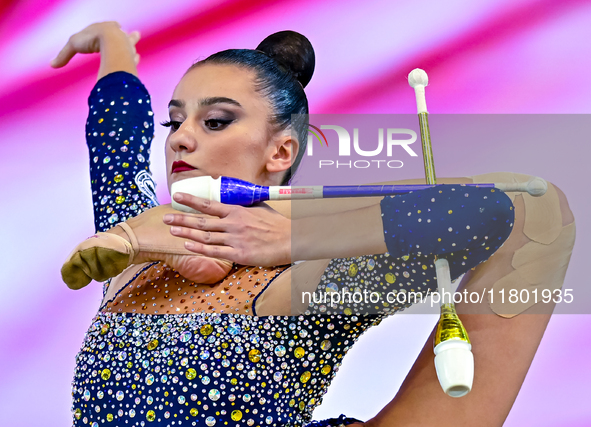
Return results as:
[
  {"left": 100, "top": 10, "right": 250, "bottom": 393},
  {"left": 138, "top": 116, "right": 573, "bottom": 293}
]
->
[{"left": 0, "top": 0, "right": 590, "bottom": 425}]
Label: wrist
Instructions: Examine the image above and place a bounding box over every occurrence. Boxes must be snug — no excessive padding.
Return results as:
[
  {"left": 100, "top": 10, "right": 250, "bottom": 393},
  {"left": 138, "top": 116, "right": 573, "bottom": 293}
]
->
[
  {"left": 291, "top": 206, "right": 387, "bottom": 261},
  {"left": 105, "top": 224, "right": 128, "bottom": 240},
  {"left": 97, "top": 25, "right": 138, "bottom": 80},
  {"left": 98, "top": 26, "right": 131, "bottom": 48},
  {"left": 291, "top": 217, "right": 311, "bottom": 262}
]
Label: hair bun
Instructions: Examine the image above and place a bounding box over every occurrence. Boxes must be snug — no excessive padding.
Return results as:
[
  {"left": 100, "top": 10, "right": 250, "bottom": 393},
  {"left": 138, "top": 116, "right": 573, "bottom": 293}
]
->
[{"left": 256, "top": 31, "right": 315, "bottom": 88}]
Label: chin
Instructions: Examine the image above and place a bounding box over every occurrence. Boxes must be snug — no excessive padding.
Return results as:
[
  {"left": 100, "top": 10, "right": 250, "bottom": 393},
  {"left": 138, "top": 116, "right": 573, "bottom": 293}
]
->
[{"left": 166, "top": 174, "right": 185, "bottom": 194}]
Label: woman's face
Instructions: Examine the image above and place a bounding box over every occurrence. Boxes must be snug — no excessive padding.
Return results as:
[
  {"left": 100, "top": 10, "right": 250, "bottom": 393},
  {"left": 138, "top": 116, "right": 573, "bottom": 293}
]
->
[{"left": 165, "top": 63, "right": 291, "bottom": 192}]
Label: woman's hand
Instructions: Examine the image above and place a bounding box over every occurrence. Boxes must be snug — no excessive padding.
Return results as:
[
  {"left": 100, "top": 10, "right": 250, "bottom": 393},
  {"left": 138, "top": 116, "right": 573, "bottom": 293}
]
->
[
  {"left": 163, "top": 193, "right": 292, "bottom": 267},
  {"left": 51, "top": 21, "right": 141, "bottom": 79}
]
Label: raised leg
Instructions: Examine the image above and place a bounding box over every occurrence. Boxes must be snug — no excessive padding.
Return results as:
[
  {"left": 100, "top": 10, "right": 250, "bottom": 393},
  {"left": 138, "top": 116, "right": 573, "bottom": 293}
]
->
[{"left": 367, "top": 173, "right": 575, "bottom": 427}]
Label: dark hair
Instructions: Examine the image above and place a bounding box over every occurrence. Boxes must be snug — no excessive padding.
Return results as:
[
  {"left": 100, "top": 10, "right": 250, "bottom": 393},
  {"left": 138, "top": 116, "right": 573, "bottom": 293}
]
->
[{"left": 189, "top": 31, "right": 315, "bottom": 185}]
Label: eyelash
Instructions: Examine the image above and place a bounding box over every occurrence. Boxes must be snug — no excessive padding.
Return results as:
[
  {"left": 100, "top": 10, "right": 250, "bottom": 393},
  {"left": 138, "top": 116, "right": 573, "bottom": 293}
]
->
[
  {"left": 160, "top": 120, "right": 182, "bottom": 131},
  {"left": 160, "top": 119, "right": 234, "bottom": 132}
]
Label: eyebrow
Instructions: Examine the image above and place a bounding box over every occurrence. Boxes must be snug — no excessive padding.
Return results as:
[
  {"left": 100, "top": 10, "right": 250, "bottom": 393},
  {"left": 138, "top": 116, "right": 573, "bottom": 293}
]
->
[{"left": 168, "top": 97, "right": 243, "bottom": 109}]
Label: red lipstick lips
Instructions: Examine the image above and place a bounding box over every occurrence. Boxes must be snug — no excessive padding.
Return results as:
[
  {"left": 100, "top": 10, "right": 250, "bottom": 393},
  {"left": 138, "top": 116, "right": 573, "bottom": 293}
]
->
[{"left": 171, "top": 161, "right": 196, "bottom": 174}]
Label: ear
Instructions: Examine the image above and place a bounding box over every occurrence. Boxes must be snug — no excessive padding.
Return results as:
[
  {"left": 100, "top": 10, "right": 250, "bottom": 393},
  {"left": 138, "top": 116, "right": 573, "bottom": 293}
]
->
[{"left": 265, "top": 130, "right": 299, "bottom": 175}]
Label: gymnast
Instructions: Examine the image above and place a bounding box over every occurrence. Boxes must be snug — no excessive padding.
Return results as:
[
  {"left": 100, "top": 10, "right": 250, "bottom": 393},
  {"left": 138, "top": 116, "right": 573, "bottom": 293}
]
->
[{"left": 54, "top": 21, "right": 576, "bottom": 427}]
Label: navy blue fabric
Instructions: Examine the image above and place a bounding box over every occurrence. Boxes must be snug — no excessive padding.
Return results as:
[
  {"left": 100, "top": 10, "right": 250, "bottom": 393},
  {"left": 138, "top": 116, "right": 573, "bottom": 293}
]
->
[
  {"left": 305, "top": 414, "right": 364, "bottom": 426},
  {"left": 87, "top": 71, "right": 158, "bottom": 233},
  {"left": 380, "top": 185, "right": 514, "bottom": 280}
]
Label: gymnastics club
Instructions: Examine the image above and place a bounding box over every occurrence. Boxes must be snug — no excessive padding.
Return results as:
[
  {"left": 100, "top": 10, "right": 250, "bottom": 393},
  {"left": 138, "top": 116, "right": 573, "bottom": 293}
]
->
[
  {"left": 409, "top": 68, "right": 473, "bottom": 398},
  {"left": 171, "top": 175, "right": 546, "bottom": 212}
]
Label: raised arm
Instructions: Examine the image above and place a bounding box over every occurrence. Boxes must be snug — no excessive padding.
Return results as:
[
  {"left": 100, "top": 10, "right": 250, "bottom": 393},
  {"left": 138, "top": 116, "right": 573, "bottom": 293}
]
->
[
  {"left": 52, "top": 22, "right": 157, "bottom": 232},
  {"left": 85, "top": 71, "right": 157, "bottom": 232},
  {"left": 55, "top": 24, "right": 241, "bottom": 293}
]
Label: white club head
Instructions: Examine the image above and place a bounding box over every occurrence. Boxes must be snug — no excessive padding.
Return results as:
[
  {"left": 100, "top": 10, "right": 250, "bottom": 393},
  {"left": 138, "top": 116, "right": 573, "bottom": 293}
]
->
[
  {"left": 408, "top": 68, "right": 429, "bottom": 113},
  {"left": 526, "top": 176, "right": 548, "bottom": 197},
  {"left": 171, "top": 176, "right": 221, "bottom": 213},
  {"left": 408, "top": 68, "right": 429, "bottom": 88},
  {"left": 434, "top": 340, "right": 474, "bottom": 398}
]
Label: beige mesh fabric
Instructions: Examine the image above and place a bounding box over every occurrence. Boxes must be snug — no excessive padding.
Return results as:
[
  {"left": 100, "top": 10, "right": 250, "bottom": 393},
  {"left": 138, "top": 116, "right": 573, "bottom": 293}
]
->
[
  {"left": 469, "top": 172, "right": 576, "bottom": 317},
  {"left": 102, "top": 261, "right": 290, "bottom": 315}
]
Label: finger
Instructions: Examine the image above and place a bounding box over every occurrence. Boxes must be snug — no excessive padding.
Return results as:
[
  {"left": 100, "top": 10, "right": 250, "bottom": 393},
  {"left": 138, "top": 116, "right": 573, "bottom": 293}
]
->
[
  {"left": 170, "top": 226, "right": 228, "bottom": 246},
  {"left": 173, "top": 193, "right": 234, "bottom": 218},
  {"left": 50, "top": 42, "right": 76, "bottom": 68},
  {"left": 127, "top": 30, "right": 141, "bottom": 46},
  {"left": 183, "top": 240, "right": 236, "bottom": 260},
  {"left": 134, "top": 53, "right": 141, "bottom": 66},
  {"left": 164, "top": 213, "right": 228, "bottom": 232}
]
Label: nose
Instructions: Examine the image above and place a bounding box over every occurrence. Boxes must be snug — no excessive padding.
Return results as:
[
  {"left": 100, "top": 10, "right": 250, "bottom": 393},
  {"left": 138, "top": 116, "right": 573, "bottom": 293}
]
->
[{"left": 168, "top": 121, "right": 197, "bottom": 153}]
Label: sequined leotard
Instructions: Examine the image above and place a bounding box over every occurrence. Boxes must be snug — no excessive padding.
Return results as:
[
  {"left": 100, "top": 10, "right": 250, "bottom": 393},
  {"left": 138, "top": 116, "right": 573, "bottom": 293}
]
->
[{"left": 70, "top": 72, "right": 514, "bottom": 427}]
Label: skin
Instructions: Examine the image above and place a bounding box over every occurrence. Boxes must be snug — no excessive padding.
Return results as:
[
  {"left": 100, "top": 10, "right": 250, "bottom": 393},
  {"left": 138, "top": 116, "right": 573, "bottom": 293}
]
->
[
  {"left": 163, "top": 63, "right": 297, "bottom": 267},
  {"left": 50, "top": 21, "right": 140, "bottom": 80},
  {"left": 165, "top": 64, "right": 297, "bottom": 191},
  {"left": 55, "top": 22, "right": 576, "bottom": 427}
]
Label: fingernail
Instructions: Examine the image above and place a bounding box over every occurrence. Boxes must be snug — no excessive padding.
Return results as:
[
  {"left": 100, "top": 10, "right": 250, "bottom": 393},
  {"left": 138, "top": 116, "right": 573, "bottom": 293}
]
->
[
  {"left": 173, "top": 193, "right": 183, "bottom": 201},
  {"left": 170, "top": 226, "right": 180, "bottom": 234},
  {"left": 185, "top": 241, "right": 194, "bottom": 249},
  {"left": 163, "top": 214, "right": 173, "bottom": 223}
]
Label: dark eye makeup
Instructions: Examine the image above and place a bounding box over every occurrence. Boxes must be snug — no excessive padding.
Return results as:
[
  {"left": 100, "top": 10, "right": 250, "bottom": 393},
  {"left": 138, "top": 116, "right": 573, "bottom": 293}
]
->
[
  {"left": 204, "top": 118, "right": 234, "bottom": 130},
  {"left": 160, "top": 118, "right": 235, "bottom": 132},
  {"left": 160, "top": 120, "right": 182, "bottom": 131}
]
